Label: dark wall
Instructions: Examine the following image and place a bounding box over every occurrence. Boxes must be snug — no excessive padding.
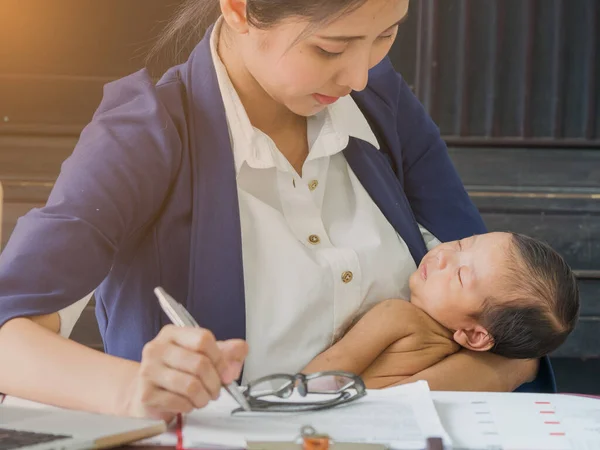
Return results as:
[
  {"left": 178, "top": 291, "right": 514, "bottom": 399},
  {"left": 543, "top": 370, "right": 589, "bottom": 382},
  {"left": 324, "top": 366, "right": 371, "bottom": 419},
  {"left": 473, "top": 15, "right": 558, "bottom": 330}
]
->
[
  {"left": 1, "top": 0, "right": 599, "bottom": 391},
  {"left": 394, "top": 0, "right": 599, "bottom": 143}
]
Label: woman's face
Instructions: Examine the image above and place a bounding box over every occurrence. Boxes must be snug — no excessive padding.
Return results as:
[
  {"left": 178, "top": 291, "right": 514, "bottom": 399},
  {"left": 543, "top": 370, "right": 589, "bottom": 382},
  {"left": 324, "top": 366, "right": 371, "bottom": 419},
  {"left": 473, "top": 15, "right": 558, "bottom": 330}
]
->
[{"left": 232, "top": 0, "right": 410, "bottom": 117}]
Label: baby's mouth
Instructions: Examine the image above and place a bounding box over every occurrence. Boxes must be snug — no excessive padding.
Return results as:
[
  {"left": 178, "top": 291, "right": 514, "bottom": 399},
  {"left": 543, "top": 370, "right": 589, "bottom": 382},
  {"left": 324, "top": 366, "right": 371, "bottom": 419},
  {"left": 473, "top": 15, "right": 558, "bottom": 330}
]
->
[{"left": 420, "top": 263, "right": 428, "bottom": 281}]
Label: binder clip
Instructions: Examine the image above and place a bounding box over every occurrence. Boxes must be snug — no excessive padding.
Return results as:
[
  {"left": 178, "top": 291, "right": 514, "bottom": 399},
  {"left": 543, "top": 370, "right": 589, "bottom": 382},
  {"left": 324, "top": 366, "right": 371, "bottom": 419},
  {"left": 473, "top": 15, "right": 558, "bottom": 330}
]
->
[
  {"left": 247, "top": 424, "right": 388, "bottom": 449},
  {"left": 300, "top": 426, "right": 330, "bottom": 450}
]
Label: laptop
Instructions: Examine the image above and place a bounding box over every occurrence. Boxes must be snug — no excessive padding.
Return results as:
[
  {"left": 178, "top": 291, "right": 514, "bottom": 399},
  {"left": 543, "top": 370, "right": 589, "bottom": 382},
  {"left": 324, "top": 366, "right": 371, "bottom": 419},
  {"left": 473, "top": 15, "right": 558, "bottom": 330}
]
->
[{"left": 0, "top": 404, "right": 166, "bottom": 449}]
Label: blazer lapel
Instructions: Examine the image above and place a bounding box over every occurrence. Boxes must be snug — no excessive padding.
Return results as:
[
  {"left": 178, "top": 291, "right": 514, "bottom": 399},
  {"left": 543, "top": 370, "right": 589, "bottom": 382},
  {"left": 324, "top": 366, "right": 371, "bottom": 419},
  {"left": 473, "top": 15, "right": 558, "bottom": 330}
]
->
[
  {"left": 181, "top": 27, "right": 246, "bottom": 342},
  {"left": 176, "top": 33, "right": 426, "bottom": 341},
  {"left": 344, "top": 137, "right": 428, "bottom": 264}
]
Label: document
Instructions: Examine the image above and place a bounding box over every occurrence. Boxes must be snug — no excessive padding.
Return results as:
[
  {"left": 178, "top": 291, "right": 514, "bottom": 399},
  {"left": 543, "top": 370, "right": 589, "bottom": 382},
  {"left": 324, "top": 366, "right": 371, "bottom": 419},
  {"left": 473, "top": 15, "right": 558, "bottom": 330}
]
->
[
  {"left": 433, "top": 391, "right": 600, "bottom": 450},
  {"left": 140, "top": 381, "right": 451, "bottom": 449}
]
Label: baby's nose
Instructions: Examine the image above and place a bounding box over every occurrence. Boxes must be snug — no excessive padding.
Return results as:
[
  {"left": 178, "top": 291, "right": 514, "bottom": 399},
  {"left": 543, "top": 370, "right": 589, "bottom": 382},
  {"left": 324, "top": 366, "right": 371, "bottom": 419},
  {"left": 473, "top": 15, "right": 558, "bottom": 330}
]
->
[{"left": 436, "top": 251, "right": 448, "bottom": 270}]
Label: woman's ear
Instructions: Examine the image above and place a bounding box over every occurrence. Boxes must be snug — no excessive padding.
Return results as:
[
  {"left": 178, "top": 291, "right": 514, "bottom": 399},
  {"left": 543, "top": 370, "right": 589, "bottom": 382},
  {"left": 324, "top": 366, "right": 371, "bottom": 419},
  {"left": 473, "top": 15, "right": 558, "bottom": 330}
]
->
[
  {"left": 220, "top": 0, "right": 249, "bottom": 33},
  {"left": 453, "top": 326, "right": 494, "bottom": 352}
]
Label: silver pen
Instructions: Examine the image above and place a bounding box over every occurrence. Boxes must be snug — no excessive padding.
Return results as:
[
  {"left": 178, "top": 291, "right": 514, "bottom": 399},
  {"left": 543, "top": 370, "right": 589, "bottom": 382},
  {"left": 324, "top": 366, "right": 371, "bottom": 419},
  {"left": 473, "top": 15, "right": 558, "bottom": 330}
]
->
[{"left": 153, "top": 287, "right": 251, "bottom": 412}]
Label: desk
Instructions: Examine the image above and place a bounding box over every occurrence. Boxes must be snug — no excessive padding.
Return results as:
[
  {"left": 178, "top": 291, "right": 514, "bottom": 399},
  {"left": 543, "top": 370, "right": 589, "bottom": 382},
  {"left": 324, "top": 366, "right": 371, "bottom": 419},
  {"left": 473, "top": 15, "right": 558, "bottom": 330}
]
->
[{"left": 5, "top": 392, "right": 600, "bottom": 450}]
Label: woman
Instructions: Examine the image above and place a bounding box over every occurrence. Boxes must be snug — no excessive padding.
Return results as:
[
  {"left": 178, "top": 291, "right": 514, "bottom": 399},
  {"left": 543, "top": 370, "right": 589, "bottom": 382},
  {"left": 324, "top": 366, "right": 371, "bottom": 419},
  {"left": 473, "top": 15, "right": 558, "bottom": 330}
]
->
[{"left": 0, "top": 0, "right": 548, "bottom": 422}]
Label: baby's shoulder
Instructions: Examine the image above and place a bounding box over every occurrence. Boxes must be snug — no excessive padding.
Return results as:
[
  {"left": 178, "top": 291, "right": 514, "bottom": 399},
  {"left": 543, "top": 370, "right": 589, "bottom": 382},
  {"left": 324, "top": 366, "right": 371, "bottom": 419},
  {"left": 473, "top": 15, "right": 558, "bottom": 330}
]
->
[
  {"left": 365, "top": 299, "right": 442, "bottom": 334},
  {"left": 367, "top": 299, "right": 432, "bottom": 323},
  {"left": 365, "top": 301, "right": 457, "bottom": 353},
  {"left": 367, "top": 298, "right": 416, "bottom": 316}
]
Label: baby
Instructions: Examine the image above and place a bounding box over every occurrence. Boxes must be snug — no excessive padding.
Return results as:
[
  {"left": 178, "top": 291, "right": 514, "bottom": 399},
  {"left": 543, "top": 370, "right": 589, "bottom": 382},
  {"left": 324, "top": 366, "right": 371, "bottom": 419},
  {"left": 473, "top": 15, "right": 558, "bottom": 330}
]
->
[{"left": 303, "top": 232, "right": 580, "bottom": 389}]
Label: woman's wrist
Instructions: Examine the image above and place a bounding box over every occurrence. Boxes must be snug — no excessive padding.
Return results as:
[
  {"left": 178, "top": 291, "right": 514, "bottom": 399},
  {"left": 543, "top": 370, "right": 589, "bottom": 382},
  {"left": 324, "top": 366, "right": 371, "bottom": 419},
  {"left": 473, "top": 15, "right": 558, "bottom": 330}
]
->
[{"left": 109, "top": 359, "right": 141, "bottom": 417}]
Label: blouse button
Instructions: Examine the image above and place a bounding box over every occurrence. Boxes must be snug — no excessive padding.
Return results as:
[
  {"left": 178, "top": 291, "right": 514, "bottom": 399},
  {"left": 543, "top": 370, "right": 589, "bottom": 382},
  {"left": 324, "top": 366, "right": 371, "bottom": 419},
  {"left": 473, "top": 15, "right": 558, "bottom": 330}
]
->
[
  {"left": 341, "top": 271, "right": 354, "bottom": 284},
  {"left": 308, "top": 235, "right": 321, "bottom": 245},
  {"left": 308, "top": 180, "right": 319, "bottom": 191}
]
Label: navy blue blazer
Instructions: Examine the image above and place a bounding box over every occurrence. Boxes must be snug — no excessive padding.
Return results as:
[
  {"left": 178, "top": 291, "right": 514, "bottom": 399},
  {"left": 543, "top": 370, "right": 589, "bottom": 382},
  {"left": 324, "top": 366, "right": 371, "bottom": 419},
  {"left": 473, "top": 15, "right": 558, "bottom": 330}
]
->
[{"left": 0, "top": 27, "right": 555, "bottom": 392}]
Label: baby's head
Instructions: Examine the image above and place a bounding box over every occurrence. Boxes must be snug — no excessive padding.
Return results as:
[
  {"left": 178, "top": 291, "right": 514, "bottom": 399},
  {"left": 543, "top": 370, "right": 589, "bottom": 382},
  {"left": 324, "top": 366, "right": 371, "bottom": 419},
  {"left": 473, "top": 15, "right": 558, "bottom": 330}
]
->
[{"left": 409, "top": 232, "right": 579, "bottom": 359}]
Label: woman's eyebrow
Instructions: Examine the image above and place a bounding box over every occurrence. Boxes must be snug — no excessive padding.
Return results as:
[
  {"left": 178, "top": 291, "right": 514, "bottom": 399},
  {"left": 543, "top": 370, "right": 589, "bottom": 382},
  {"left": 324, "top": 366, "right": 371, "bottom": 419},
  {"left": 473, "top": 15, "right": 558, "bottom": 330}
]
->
[{"left": 317, "top": 17, "right": 407, "bottom": 43}]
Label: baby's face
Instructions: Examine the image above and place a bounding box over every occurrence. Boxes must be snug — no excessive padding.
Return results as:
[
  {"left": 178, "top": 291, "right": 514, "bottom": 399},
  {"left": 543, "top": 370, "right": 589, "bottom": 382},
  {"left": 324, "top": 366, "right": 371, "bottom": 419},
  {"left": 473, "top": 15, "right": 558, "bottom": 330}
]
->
[{"left": 409, "top": 232, "right": 512, "bottom": 332}]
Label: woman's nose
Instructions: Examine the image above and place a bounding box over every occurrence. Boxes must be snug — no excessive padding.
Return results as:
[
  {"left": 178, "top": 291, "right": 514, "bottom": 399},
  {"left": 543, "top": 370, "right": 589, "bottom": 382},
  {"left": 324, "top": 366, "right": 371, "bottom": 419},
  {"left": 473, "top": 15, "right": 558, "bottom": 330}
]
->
[
  {"left": 337, "top": 56, "right": 370, "bottom": 92},
  {"left": 346, "top": 66, "right": 369, "bottom": 92}
]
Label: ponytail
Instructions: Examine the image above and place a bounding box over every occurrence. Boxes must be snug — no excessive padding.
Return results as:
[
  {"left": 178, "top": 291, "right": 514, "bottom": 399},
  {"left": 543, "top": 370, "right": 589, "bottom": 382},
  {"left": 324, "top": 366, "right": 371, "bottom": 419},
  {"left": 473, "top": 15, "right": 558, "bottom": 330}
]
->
[
  {"left": 147, "top": 0, "right": 368, "bottom": 68},
  {"left": 146, "top": 0, "right": 220, "bottom": 67}
]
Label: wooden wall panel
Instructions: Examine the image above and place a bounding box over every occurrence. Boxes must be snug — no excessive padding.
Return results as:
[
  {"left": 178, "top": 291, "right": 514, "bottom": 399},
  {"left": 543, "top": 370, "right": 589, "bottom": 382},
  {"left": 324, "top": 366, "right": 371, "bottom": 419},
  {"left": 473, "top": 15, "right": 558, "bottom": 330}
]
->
[
  {"left": 0, "top": 77, "right": 106, "bottom": 135},
  {"left": 450, "top": 147, "right": 600, "bottom": 359},
  {"left": 0, "top": 0, "right": 184, "bottom": 136},
  {"left": 393, "top": 0, "right": 600, "bottom": 143},
  {"left": 448, "top": 147, "right": 600, "bottom": 188},
  {"left": 0, "top": 136, "right": 77, "bottom": 180},
  {"left": 70, "top": 303, "right": 103, "bottom": 352},
  {"left": 0, "top": 0, "right": 178, "bottom": 77}
]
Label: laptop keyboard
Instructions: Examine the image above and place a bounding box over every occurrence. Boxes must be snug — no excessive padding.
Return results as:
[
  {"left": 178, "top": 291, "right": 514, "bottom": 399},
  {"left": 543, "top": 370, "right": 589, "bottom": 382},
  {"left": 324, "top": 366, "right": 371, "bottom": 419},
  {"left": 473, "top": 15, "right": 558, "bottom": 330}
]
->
[{"left": 0, "top": 428, "right": 71, "bottom": 449}]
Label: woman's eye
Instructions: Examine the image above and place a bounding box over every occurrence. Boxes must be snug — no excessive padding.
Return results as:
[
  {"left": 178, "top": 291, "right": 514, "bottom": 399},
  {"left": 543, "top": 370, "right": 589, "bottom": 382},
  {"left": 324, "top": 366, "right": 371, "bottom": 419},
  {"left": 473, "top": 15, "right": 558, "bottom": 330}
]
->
[
  {"left": 316, "top": 47, "right": 344, "bottom": 58},
  {"left": 378, "top": 34, "right": 395, "bottom": 41}
]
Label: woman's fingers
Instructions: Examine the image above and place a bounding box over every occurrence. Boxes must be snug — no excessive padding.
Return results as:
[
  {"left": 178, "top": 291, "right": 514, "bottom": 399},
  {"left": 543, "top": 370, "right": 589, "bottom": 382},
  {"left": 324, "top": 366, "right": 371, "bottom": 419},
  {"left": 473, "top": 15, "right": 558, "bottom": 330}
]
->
[
  {"left": 130, "top": 326, "right": 249, "bottom": 419},
  {"left": 126, "top": 371, "right": 196, "bottom": 421},
  {"left": 217, "top": 340, "right": 249, "bottom": 383},
  {"left": 159, "top": 325, "right": 222, "bottom": 365},
  {"left": 147, "top": 364, "right": 213, "bottom": 409},
  {"left": 161, "top": 344, "right": 222, "bottom": 400},
  {"left": 139, "top": 384, "right": 196, "bottom": 415},
  {"left": 159, "top": 326, "right": 244, "bottom": 383},
  {"left": 219, "top": 339, "right": 249, "bottom": 361}
]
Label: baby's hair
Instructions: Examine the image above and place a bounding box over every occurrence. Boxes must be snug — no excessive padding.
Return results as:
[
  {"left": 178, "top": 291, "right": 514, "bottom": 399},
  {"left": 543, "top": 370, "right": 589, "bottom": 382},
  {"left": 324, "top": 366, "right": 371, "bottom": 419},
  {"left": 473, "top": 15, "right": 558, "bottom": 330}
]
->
[{"left": 479, "top": 233, "right": 580, "bottom": 359}]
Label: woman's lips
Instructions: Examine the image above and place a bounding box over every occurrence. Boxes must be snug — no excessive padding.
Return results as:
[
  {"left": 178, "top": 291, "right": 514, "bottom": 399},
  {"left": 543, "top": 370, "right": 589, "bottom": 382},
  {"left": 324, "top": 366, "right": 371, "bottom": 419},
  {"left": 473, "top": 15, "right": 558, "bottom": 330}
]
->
[{"left": 313, "top": 93, "right": 340, "bottom": 105}]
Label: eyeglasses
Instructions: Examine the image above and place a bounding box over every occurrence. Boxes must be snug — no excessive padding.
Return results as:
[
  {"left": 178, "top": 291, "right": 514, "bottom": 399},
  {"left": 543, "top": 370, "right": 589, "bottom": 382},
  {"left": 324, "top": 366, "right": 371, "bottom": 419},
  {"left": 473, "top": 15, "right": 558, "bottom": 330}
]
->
[{"left": 232, "top": 371, "right": 366, "bottom": 414}]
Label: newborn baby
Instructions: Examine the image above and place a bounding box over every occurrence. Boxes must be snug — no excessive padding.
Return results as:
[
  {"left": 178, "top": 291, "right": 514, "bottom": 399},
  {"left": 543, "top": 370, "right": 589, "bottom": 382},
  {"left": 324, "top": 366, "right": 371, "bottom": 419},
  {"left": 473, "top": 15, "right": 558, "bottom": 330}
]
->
[{"left": 303, "top": 232, "right": 580, "bottom": 389}]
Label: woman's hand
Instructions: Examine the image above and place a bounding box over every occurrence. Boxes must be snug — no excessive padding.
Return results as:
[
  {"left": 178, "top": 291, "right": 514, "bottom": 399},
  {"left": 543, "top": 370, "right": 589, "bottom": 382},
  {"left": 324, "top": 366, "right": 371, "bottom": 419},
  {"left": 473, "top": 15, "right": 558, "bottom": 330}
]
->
[
  {"left": 400, "top": 349, "right": 540, "bottom": 392},
  {"left": 120, "top": 325, "right": 248, "bottom": 421}
]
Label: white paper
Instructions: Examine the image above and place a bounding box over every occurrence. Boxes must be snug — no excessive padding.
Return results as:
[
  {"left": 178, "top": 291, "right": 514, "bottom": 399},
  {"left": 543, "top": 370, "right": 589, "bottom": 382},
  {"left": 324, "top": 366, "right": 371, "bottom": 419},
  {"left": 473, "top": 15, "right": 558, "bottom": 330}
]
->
[
  {"left": 171, "top": 380, "right": 450, "bottom": 449},
  {"left": 433, "top": 391, "right": 600, "bottom": 450},
  {"left": 2, "top": 396, "right": 60, "bottom": 410},
  {"left": 553, "top": 395, "right": 600, "bottom": 450}
]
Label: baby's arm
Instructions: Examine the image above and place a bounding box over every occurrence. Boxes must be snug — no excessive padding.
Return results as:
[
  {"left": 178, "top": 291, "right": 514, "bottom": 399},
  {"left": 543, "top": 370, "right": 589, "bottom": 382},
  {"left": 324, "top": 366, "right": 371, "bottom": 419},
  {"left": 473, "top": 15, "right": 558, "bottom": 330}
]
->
[{"left": 302, "top": 299, "right": 418, "bottom": 375}]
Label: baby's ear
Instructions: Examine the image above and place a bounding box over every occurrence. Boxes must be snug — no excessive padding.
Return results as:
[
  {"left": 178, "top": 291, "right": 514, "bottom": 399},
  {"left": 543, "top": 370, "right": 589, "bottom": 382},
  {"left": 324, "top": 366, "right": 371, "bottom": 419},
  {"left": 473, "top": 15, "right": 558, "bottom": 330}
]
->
[{"left": 453, "top": 326, "right": 494, "bottom": 352}]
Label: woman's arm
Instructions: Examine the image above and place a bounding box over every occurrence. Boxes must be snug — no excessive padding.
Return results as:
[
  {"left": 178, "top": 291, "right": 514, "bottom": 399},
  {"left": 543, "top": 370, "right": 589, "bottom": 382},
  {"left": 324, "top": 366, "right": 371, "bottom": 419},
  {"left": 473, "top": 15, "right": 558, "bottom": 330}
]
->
[
  {"left": 397, "top": 349, "right": 539, "bottom": 392},
  {"left": 0, "top": 318, "right": 138, "bottom": 415},
  {"left": 0, "top": 71, "right": 183, "bottom": 410},
  {"left": 0, "top": 72, "right": 183, "bottom": 329},
  {"left": 303, "top": 299, "right": 416, "bottom": 375},
  {"left": 0, "top": 317, "right": 248, "bottom": 421}
]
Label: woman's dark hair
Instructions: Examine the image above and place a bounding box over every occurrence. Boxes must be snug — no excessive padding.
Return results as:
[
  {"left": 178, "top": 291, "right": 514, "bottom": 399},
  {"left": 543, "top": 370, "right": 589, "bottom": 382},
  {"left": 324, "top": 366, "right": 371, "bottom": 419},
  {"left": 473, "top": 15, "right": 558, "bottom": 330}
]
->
[
  {"left": 480, "top": 233, "right": 580, "bottom": 360},
  {"left": 147, "top": 0, "right": 370, "bottom": 65}
]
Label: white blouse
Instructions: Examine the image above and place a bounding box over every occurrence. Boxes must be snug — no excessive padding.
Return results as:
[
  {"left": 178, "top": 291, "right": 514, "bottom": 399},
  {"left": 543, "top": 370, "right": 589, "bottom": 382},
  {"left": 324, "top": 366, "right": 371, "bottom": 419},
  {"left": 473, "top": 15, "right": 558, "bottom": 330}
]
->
[{"left": 57, "top": 19, "right": 441, "bottom": 384}]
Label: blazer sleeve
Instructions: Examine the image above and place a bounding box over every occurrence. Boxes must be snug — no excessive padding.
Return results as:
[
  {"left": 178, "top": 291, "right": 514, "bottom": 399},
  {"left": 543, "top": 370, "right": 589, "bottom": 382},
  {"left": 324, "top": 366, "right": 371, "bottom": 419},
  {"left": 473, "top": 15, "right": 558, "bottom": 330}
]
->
[
  {"left": 393, "top": 71, "right": 556, "bottom": 393},
  {"left": 0, "top": 70, "right": 183, "bottom": 328},
  {"left": 393, "top": 76, "right": 487, "bottom": 241}
]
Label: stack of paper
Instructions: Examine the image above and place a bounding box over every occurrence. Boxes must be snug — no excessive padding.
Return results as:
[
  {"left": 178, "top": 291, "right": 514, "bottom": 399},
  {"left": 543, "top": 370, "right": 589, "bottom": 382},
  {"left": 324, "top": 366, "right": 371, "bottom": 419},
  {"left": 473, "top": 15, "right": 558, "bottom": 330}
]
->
[
  {"left": 433, "top": 391, "right": 600, "bottom": 450},
  {"left": 140, "top": 380, "right": 451, "bottom": 449}
]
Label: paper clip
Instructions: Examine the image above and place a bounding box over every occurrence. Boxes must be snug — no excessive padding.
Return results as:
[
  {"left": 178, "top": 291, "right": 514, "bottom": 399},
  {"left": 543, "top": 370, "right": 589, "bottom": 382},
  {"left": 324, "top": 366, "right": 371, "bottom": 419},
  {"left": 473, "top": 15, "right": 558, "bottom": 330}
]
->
[{"left": 300, "top": 426, "right": 331, "bottom": 450}]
